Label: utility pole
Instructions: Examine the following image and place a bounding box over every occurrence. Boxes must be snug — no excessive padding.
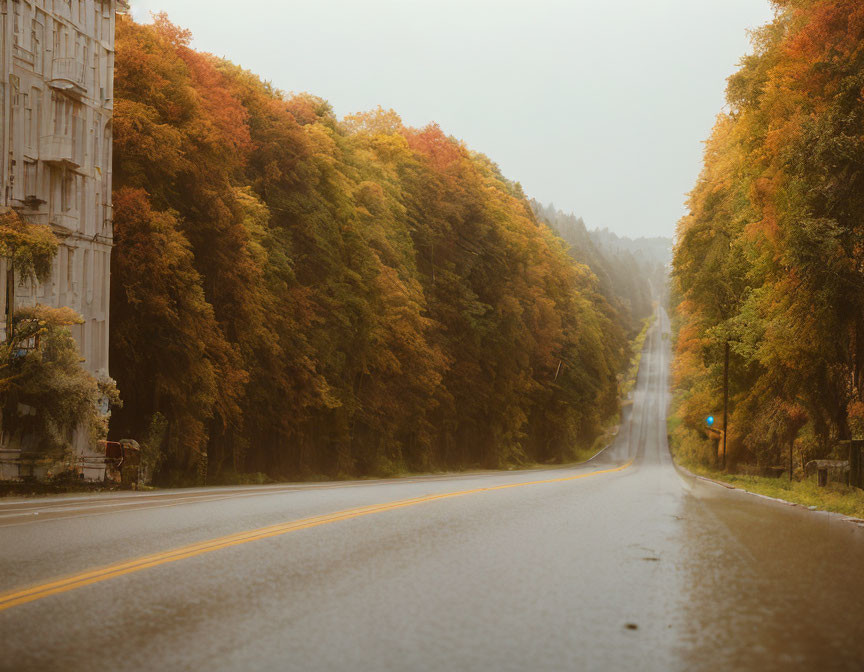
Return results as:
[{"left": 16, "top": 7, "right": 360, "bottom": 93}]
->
[
  {"left": 789, "top": 440, "right": 794, "bottom": 482},
  {"left": 722, "top": 340, "right": 729, "bottom": 470}
]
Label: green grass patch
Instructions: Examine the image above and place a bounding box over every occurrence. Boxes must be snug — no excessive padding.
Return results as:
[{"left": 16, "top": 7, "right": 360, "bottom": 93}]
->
[
  {"left": 680, "top": 461, "right": 864, "bottom": 519},
  {"left": 666, "top": 413, "right": 683, "bottom": 442},
  {"left": 0, "top": 479, "right": 125, "bottom": 498}
]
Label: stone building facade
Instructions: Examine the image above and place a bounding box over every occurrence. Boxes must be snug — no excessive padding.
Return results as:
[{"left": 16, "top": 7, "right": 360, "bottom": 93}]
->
[{"left": 0, "top": 0, "right": 125, "bottom": 478}]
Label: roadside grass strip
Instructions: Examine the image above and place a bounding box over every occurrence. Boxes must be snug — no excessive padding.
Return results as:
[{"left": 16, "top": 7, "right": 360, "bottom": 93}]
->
[
  {"left": 0, "top": 459, "right": 633, "bottom": 612},
  {"left": 678, "top": 460, "right": 864, "bottom": 521}
]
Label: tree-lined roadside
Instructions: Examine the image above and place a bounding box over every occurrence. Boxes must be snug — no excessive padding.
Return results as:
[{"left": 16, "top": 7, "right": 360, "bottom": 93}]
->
[
  {"left": 103, "top": 15, "right": 665, "bottom": 486},
  {"left": 670, "top": 1, "right": 864, "bottom": 486}
]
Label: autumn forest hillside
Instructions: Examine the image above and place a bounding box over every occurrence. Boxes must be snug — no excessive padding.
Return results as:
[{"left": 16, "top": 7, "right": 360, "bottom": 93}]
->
[{"left": 108, "top": 15, "right": 663, "bottom": 485}]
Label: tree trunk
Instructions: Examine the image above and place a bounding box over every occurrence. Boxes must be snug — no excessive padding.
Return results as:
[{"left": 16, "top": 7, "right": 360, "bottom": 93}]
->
[{"left": 722, "top": 340, "right": 729, "bottom": 470}]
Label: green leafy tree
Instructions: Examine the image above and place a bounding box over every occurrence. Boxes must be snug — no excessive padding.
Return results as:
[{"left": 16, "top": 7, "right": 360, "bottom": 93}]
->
[{"left": 0, "top": 305, "right": 118, "bottom": 458}]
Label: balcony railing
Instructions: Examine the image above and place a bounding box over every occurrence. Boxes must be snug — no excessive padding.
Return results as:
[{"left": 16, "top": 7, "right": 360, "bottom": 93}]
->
[
  {"left": 50, "top": 57, "right": 86, "bottom": 93},
  {"left": 49, "top": 213, "right": 78, "bottom": 236},
  {"left": 40, "top": 134, "right": 84, "bottom": 167},
  {"left": 13, "top": 44, "right": 35, "bottom": 67}
]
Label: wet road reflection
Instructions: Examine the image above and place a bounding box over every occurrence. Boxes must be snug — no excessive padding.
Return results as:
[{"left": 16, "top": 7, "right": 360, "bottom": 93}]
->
[{"left": 678, "top": 478, "right": 864, "bottom": 671}]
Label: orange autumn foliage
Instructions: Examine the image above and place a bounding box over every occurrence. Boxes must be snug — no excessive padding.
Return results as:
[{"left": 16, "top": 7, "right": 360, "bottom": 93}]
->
[
  {"left": 110, "top": 14, "right": 630, "bottom": 483},
  {"left": 672, "top": 0, "right": 864, "bottom": 468}
]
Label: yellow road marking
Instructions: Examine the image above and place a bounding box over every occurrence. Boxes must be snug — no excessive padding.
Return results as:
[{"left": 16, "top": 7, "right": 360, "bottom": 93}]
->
[{"left": 0, "top": 459, "right": 633, "bottom": 612}]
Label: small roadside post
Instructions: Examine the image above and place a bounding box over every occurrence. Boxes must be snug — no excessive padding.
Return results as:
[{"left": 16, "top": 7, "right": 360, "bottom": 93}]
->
[
  {"left": 839, "top": 439, "right": 864, "bottom": 488},
  {"left": 706, "top": 417, "right": 725, "bottom": 466},
  {"left": 789, "top": 440, "right": 793, "bottom": 482},
  {"left": 722, "top": 341, "right": 729, "bottom": 471},
  {"left": 848, "top": 440, "right": 862, "bottom": 489},
  {"left": 837, "top": 440, "right": 862, "bottom": 489}
]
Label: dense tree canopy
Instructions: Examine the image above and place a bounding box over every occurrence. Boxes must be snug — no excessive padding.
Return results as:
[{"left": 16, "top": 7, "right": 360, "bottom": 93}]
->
[
  {"left": 671, "top": 0, "right": 864, "bottom": 469},
  {"left": 110, "top": 15, "right": 637, "bottom": 483}
]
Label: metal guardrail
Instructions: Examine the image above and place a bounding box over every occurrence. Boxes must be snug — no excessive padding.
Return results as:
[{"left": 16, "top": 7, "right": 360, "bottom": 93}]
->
[
  {"left": 1, "top": 441, "right": 141, "bottom": 485},
  {"left": 0, "top": 450, "right": 108, "bottom": 480}
]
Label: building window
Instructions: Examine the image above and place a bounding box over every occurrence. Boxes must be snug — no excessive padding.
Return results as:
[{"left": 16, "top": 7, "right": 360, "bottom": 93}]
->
[
  {"left": 32, "top": 20, "right": 44, "bottom": 72},
  {"left": 13, "top": 2, "right": 21, "bottom": 43},
  {"left": 83, "top": 249, "right": 90, "bottom": 303},
  {"left": 53, "top": 96, "right": 62, "bottom": 135},
  {"left": 34, "top": 89, "right": 41, "bottom": 147},
  {"left": 24, "top": 161, "right": 37, "bottom": 198},
  {"left": 99, "top": 252, "right": 107, "bottom": 313},
  {"left": 92, "top": 48, "right": 99, "bottom": 95},
  {"left": 62, "top": 172, "right": 76, "bottom": 213},
  {"left": 67, "top": 248, "right": 75, "bottom": 294},
  {"left": 23, "top": 94, "right": 33, "bottom": 153},
  {"left": 27, "top": 87, "right": 41, "bottom": 155},
  {"left": 93, "top": 120, "right": 100, "bottom": 168}
]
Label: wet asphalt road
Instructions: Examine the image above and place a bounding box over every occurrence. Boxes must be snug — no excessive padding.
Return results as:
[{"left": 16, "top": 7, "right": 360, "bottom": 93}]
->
[{"left": 2, "top": 308, "right": 864, "bottom": 671}]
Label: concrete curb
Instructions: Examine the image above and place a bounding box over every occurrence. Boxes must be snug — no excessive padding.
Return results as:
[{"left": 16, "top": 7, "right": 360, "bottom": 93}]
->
[{"left": 671, "top": 456, "right": 864, "bottom": 528}]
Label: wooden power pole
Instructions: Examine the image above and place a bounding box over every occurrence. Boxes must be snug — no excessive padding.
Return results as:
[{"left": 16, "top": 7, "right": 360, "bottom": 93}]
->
[{"left": 722, "top": 340, "right": 729, "bottom": 471}]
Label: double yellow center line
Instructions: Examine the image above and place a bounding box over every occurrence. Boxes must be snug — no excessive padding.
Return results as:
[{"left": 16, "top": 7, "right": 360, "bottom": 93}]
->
[{"left": 0, "top": 459, "right": 632, "bottom": 612}]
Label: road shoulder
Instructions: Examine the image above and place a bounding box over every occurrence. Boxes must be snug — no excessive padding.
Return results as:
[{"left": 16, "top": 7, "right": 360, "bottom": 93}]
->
[{"left": 670, "top": 456, "right": 864, "bottom": 528}]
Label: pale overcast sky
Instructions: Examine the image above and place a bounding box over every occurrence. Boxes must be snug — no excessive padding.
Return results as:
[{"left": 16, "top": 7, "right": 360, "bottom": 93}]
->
[{"left": 128, "top": 0, "right": 774, "bottom": 239}]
